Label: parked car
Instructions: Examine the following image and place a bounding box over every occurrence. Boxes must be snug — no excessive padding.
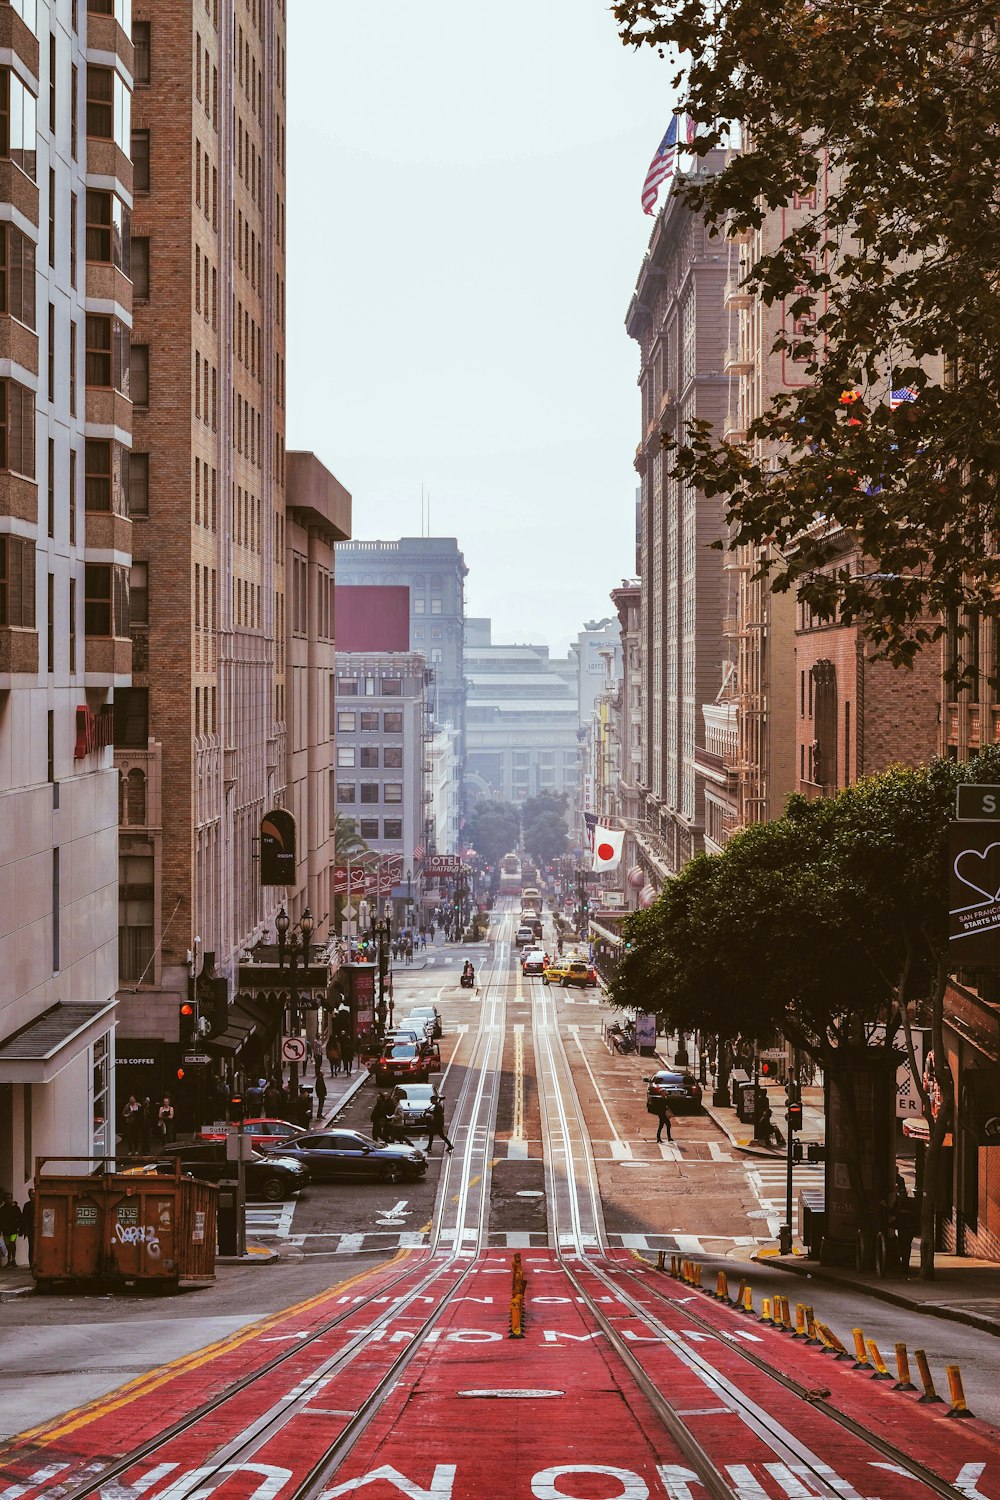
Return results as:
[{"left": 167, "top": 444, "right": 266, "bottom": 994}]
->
[
  {"left": 644, "top": 1070, "right": 704, "bottom": 1113},
  {"left": 403, "top": 1004, "right": 443, "bottom": 1039},
  {"left": 382, "top": 1027, "right": 423, "bottom": 1049},
  {"left": 522, "top": 949, "right": 549, "bottom": 976},
  {"left": 201, "top": 1117, "right": 303, "bottom": 1150},
  {"left": 157, "top": 1141, "right": 310, "bottom": 1201},
  {"left": 262, "top": 1129, "right": 426, "bottom": 1183},
  {"left": 542, "top": 958, "right": 590, "bottom": 988},
  {"left": 372, "top": 1042, "right": 434, "bottom": 1085},
  {"left": 387, "top": 1083, "right": 438, "bottom": 1135}
]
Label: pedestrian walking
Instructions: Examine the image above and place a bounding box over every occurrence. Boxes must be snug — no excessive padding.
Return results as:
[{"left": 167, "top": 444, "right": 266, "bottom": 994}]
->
[
  {"left": 121, "top": 1094, "right": 142, "bottom": 1154},
  {"left": 426, "top": 1094, "right": 455, "bottom": 1154},
  {"left": 405, "top": 939, "right": 413, "bottom": 964},
  {"left": 341, "top": 1033, "right": 355, "bottom": 1078},
  {"left": 19, "top": 1188, "right": 34, "bottom": 1270},
  {"left": 326, "top": 1036, "right": 342, "bottom": 1077},
  {"left": 651, "top": 1095, "right": 673, "bottom": 1144},
  {"left": 311, "top": 1036, "right": 324, "bottom": 1077},
  {"left": 246, "top": 1079, "right": 265, "bottom": 1116},
  {"left": 157, "top": 1094, "right": 176, "bottom": 1143},
  {"left": 371, "top": 1091, "right": 392, "bottom": 1144},
  {"left": 888, "top": 1174, "right": 919, "bottom": 1277},
  {"left": 314, "top": 1068, "right": 328, "bottom": 1120},
  {"left": 0, "top": 1191, "right": 20, "bottom": 1266},
  {"left": 138, "top": 1097, "right": 154, "bottom": 1154},
  {"left": 264, "top": 1079, "right": 283, "bottom": 1116}
]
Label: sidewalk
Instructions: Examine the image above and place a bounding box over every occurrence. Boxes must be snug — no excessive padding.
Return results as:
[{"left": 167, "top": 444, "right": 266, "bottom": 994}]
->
[{"left": 699, "top": 1064, "right": 1000, "bottom": 1339}]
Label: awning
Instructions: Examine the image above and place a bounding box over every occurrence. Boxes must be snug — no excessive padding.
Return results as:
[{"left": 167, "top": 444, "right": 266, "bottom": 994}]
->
[
  {"left": 206, "top": 998, "right": 277, "bottom": 1057},
  {"left": 0, "top": 1001, "right": 117, "bottom": 1083}
]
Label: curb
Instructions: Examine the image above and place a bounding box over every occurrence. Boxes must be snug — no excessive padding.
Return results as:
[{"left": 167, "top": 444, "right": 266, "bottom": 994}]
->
[
  {"left": 0, "top": 1283, "right": 34, "bottom": 1301},
  {"left": 217, "top": 1244, "right": 280, "bottom": 1265},
  {"left": 752, "top": 1249, "right": 1000, "bottom": 1340},
  {"left": 702, "top": 1099, "right": 786, "bottom": 1160}
]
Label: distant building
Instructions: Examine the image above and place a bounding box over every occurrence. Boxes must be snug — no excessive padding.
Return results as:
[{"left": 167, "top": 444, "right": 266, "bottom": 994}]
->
[
  {"left": 335, "top": 537, "right": 467, "bottom": 769},
  {"left": 465, "top": 622, "right": 579, "bottom": 804},
  {"left": 571, "top": 618, "right": 622, "bottom": 726},
  {"left": 334, "top": 652, "right": 430, "bottom": 912}
]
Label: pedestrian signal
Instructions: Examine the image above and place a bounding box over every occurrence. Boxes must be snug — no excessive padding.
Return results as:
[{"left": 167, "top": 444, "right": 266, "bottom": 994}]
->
[{"left": 786, "top": 1101, "right": 803, "bottom": 1131}]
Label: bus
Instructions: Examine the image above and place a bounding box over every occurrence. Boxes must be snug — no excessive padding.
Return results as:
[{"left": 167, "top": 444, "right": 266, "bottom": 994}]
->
[
  {"left": 522, "top": 885, "right": 541, "bottom": 911},
  {"left": 499, "top": 853, "right": 522, "bottom": 896}
]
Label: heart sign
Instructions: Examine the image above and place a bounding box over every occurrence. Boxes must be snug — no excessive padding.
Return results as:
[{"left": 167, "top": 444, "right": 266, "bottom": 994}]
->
[{"left": 953, "top": 842, "right": 1000, "bottom": 906}]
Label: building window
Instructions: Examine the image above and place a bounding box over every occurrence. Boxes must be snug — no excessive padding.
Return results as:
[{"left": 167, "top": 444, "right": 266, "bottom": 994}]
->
[
  {"left": 337, "top": 710, "right": 356, "bottom": 733},
  {"left": 384, "top": 711, "right": 402, "bottom": 732},
  {"left": 430, "top": 598, "right": 442, "bottom": 615},
  {"left": 47, "top": 300, "right": 54, "bottom": 400},
  {"left": 131, "top": 128, "right": 149, "bottom": 192},
  {"left": 0, "top": 535, "right": 35, "bottom": 626},
  {"left": 48, "top": 165, "right": 54, "bottom": 265},
  {"left": 359, "top": 818, "right": 379, "bottom": 840},
  {"left": 0, "top": 223, "right": 37, "bottom": 328},
  {"left": 384, "top": 745, "right": 403, "bottom": 769},
  {"left": 360, "top": 745, "right": 378, "bottom": 768},
  {"left": 0, "top": 69, "right": 37, "bottom": 180},
  {"left": 69, "top": 320, "right": 76, "bottom": 413},
  {"left": 84, "top": 438, "right": 112, "bottom": 510},
  {"left": 113, "top": 686, "right": 148, "bottom": 747},
  {"left": 360, "top": 710, "right": 378, "bottom": 730},
  {"left": 118, "top": 850, "right": 153, "bottom": 984},
  {"left": 413, "top": 597, "right": 425, "bottom": 615},
  {"left": 383, "top": 782, "right": 402, "bottom": 804},
  {"left": 86, "top": 65, "right": 130, "bottom": 149},
  {"left": 129, "top": 451, "right": 148, "bottom": 514},
  {"left": 68, "top": 577, "right": 75, "bottom": 670},
  {"left": 336, "top": 745, "right": 355, "bottom": 768},
  {"left": 383, "top": 819, "right": 402, "bottom": 840},
  {"left": 130, "top": 235, "right": 149, "bottom": 299},
  {"left": 132, "top": 20, "right": 150, "bottom": 85},
  {"left": 0, "top": 379, "right": 35, "bottom": 477},
  {"left": 359, "top": 782, "right": 379, "bottom": 804},
  {"left": 84, "top": 562, "right": 128, "bottom": 636},
  {"left": 381, "top": 677, "right": 401, "bottom": 695},
  {"left": 85, "top": 314, "right": 129, "bottom": 392},
  {"left": 129, "top": 562, "right": 147, "bottom": 625},
  {"left": 85, "top": 190, "right": 131, "bottom": 270},
  {"left": 130, "top": 343, "right": 148, "bottom": 406},
  {"left": 336, "top": 782, "right": 355, "bottom": 804},
  {"left": 337, "top": 676, "right": 358, "bottom": 696}
]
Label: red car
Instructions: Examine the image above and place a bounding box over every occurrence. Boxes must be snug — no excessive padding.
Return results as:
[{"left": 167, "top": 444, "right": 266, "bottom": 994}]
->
[
  {"left": 372, "top": 1042, "right": 433, "bottom": 1086},
  {"left": 201, "top": 1117, "right": 303, "bottom": 1149}
]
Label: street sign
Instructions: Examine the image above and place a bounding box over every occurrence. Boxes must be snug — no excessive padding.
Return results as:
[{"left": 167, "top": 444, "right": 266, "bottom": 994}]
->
[
  {"left": 183, "top": 1052, "right": 211, "bottom": 1065},
  {"left": 281, "top": 1035, "right": 307, "bottom": 1063},
  {"left": 947, "top": 819, "right": 1000, "bottom": 963},
  {"left": 956, "top": 784, "right": 1000, "bottom": 821}
]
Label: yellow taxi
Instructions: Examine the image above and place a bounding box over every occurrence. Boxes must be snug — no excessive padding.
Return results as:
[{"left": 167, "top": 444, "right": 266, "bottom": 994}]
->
[{"left": 541, "top": 957, "right": 590, "bottom": 988}]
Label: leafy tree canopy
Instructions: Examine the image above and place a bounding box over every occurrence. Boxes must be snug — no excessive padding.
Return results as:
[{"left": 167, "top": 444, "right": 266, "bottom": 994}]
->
[
  {"left": 523, "top": 809, "right": 569, "bottom": 867},
  {"left": 333, "top": 814, "right": 368, "bottom": 860},
  {"left": 466, "top": 799, "right": 521, "bottom": 868},
  {"left": 615, "top": 0, "right": 1000, "bottom": 665}
]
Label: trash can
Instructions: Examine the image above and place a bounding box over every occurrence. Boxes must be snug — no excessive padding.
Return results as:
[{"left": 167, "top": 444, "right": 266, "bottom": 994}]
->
[
  {"left": 729, "top": 1069, "right": 749, "bottom": 1108},
  {"left": 217, "top": 1186, "right": 237, "bottom": 1256},
  {"left": 735, "top": 1080, "right": 758, "bottom": 1125}
]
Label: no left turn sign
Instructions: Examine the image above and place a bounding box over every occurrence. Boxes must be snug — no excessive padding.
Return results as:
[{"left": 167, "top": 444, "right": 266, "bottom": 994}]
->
[{"left": 282, "top": 1035, "right": 307, "bottom": 1063}]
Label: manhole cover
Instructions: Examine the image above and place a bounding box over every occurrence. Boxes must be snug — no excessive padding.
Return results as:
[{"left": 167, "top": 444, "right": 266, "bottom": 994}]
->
[
  {"left": 458, "top": 1389, "right": 563, "bottom": 1399},
  {"left": 747, "top": 1210, "right": 773, "bottom": 1219},
  {"left": 516, "top": 1190, "right": 544, "bottom": 1198}
]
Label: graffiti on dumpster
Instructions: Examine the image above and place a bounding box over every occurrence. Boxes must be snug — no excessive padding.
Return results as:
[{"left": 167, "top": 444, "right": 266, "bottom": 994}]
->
[{"left": 113, "top": 1222, "right": 161, "bottom": 1257}]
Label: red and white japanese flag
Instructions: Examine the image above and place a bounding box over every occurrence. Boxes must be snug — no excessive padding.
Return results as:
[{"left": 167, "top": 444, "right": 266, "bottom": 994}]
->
[{"left": 592, "top": 825, "right": 624, "bottom": 872}]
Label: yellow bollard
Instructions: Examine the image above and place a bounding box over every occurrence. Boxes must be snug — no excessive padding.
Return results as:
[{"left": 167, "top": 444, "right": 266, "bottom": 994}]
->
[
  {"left": 893, "top": 1343, "right": 916, "bottom": 1392},
  {"left": 734, "top": 1278, "right": 746, "bottom": 1310},
  {"left": 914, "top": 1348, "right": 943, "bottom": 1404},
  {"left": 716, "top": 1270, "right": 729, "bottom": 1301},
  {"left": 772, "top": 1296, "right": 785, "bottom": 1329},
  {"left": 816, "top": 1322, "right": 851, "bottom": 1359},
  {"left": 741, "top": 1284, "right": 754, "bottom": 1316},
  {"left": 509, "top": 1292, "right": 524, "bottom": 1339},
  {"left": 760, "top": 1296, "right": 773, "bottom": 1325},
  {"left": 946, "top": 1365, "right": 973, "bottom": 1419},
  {"left": 793, "top": 1303, "right": 808, "bottom": 1339},
  {"left": 657, "top": 1250, "right": 665, "bottom": 1271},
  {"left": 804, "top": 1306, "right": 821, "bottom": 1346},
  {"left": 851, "top": 1327, "right": 870, "bottom": 1370},
  {"left": 780, "top": 1295, "right": 794, "bottom": 1330},
  {"left": 866, "top": 1339, "right": 892, "bottom": 1380},
  {"left": 693, "top": 1262, "right": 703, "bottom": 1289}
]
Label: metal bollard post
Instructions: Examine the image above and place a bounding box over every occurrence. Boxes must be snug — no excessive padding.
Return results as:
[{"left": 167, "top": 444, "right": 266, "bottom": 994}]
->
[
  {"left": 914, "top": 1349, "right": 943, "bottom": 1404},
  {"left": 893, "top": 1343, "right": 916, "bottom": 1392},
  {"left": 946, "top": 1365, "right": 973, "bottom": 1419},
  {"left": 866, "top": 1339, "right": 892, "bottom": 1380},
  {"left": 851, "top": 1327, "right": 870, "bottom": 1370}
]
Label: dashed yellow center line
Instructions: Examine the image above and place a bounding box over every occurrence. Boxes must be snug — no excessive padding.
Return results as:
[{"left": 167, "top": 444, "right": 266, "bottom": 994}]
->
[{"left": 513, "top": 1029, "right": 525, "bottom": 1143}]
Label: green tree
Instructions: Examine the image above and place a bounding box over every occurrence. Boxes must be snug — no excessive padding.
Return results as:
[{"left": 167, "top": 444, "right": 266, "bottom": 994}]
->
[
  {"left": 615, "top": 0, "right": 1000, "bottom": 665},
  {"left": 332, "top": 814, "right": 368, "bottom": 860},
  {"left": 466, "top": 800, "right": 521, "bottom": 868},
  {"left": 523, "top": 810, "right": 568, "bottom": 867},
  {"left": 613, "top": 748, "right": 1000, "bottom": 1275}
]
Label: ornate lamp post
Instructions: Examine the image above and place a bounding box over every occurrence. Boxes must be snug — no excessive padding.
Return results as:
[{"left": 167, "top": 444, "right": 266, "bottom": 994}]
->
[
  {"left": 276, "top": 905, "right": 313, "bottom": 1121},
  {"left": 371, "top": 910, "right": 392, "bottom": 1034}
]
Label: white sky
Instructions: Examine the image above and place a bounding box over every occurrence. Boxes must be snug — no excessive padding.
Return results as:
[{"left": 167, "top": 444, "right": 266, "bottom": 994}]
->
[{"left": 286, "top": 3, "right": 674, "bottom": 654}]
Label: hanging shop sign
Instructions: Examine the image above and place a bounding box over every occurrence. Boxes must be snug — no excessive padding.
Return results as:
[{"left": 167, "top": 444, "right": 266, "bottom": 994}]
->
[
  {"left": 260, "top": 808, "right": 297, "bottom": 886},
  {"left": 947, "top": 820, "right": 1000, "bottom": 964}
]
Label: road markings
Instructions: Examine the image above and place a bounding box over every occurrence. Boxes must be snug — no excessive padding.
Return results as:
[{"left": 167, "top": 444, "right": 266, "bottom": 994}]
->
[{"left": 375, "top": 1199, "right": 410, "bottom": 1226}]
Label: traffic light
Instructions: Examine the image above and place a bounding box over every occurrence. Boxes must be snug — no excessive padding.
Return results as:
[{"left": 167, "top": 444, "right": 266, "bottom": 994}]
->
[
  {"left": 179, "top": 1001, "right": 196, "bottom": 1049},
  {"left": 176, "top": 1066, "right": 186, "bottom": 1081},
  {"left": 786, "top": 1100, "right": 803, "bottom": 1132},
  {"left": 760, "top": 1059, "right": 772, "bottom": 1079}
]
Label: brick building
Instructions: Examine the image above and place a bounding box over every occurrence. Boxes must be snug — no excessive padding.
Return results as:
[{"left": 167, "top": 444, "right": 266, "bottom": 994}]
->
[
  {"left": 625, "top": 153, "right": 728, "bottom": 889},
  {"left": 114, "top": 0, "right": 290, "bottom": 1097}
]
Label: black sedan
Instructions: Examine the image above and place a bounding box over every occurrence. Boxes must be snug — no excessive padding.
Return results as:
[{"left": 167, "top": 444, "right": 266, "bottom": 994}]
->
[
  {"left": 645, "top": 1070, "right": 704, "bottom": 1113},
  {"left": 262, "top": 1129, "right": 427, "bottom": 1183},
  {"left": 157, "top": 1141, "right": 310, "bottom": 1200}
]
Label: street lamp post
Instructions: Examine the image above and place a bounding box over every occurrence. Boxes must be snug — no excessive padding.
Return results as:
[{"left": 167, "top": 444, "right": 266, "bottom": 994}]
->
[
  {"left": 276, "top": 905, "right": 314, "bottom": 1123},
  {"left": 371, "top": 910, "right": 391, "bottom": 1034}
]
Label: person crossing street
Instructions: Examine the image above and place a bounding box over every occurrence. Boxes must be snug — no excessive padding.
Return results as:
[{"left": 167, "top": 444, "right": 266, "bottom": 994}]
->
[{"left": 426, "top": 1094, "right": 454, "bottom": 1154}]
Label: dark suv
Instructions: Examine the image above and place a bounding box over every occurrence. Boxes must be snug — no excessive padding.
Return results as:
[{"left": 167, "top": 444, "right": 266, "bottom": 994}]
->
[
  {"left": 157, "top": 1141, "right": 310, "bottom": 1200},
  {"left": 645, "top": 1070, "right": 703, "bottom": 1113}
]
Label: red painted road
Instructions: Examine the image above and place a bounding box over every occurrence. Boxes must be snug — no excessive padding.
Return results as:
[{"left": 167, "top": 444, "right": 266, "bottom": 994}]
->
[{"left": 2, "top": 1251, "right": 998, "bottom": 1500}]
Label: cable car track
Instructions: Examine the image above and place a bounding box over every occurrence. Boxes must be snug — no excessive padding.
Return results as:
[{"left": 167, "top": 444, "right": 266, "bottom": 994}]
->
[{"left": 532, "top": 973, "right": 985, "bottom": 1500}]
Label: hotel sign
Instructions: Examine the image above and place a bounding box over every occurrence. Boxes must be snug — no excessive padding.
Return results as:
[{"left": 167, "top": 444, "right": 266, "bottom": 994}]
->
[{"left": 74, "top": 704, "right": 114, "bottom": 759}]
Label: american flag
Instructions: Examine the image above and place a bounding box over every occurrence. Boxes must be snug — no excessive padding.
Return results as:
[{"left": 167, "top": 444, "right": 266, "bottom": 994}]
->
[
  {"left": 890, "top": 386, "right": 918, "bottom": 408},
  {"left": 414, "top": 843, "right": 425, "bottom": 862},
  {"left": 642, "top": 116, "right": 679, "bottom": 216}
]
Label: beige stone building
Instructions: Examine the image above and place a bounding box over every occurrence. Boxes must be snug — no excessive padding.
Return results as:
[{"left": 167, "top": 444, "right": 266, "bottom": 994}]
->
[{"left": 0, "top": 0, "right": 132, "bottom": 1189}]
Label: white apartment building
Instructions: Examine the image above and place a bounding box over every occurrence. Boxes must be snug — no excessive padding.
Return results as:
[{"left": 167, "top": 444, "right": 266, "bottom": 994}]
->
[{"left": 0, "top": 0, "right": 134, "bottom": 1191}]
